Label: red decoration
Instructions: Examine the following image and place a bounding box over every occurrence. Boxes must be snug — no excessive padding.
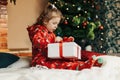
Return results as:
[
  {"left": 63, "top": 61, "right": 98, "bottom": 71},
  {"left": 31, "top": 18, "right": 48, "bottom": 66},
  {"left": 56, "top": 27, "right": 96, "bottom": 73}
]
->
[
  {"left": 64, "top": 20, "right": 68, "bottom": 24},
  {"left": 63, "top": 36, "right": 74, "bottom": 42},
  {"left": 82, "top": 21, "right": 88, "bottom": 28},
  {"left": 99, "top": 25, "right": 104, "bottom": 30}
]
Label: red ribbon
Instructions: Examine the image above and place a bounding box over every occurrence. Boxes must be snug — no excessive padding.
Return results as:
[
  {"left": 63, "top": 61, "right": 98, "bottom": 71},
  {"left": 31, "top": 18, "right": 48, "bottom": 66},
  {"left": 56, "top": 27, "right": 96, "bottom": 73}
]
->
[
  {"left": 59, "top": 42, "right": 80, "bottom": 59},
  {"left": 59, "top": 43, "right": 63, "bottom": 58}
]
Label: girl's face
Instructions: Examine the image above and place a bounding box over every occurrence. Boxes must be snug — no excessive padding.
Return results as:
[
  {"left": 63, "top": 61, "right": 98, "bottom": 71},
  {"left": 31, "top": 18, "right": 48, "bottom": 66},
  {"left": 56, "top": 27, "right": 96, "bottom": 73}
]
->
[{"left": 44, "top": 17, "right": 61, "bottom": 32}]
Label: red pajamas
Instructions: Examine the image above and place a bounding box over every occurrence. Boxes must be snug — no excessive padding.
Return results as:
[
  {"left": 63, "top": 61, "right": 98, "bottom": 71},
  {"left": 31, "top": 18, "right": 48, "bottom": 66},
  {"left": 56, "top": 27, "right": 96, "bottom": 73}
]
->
[{"left": 27, "top": 25, "right": 103, "bottom": 70}]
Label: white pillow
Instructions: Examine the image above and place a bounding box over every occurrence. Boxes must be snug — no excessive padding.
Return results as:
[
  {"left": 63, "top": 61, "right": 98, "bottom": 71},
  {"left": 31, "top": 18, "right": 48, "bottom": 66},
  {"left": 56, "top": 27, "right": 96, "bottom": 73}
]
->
[{"left": 7, "top": 57, "right": 31, "bottom": 68}]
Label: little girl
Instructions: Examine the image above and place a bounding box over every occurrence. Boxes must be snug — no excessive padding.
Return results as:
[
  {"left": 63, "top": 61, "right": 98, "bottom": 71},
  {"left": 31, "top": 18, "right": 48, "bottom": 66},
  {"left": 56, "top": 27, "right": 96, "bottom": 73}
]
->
[{"left": 27, "top": 3, "right": 103, "bottom": 70}]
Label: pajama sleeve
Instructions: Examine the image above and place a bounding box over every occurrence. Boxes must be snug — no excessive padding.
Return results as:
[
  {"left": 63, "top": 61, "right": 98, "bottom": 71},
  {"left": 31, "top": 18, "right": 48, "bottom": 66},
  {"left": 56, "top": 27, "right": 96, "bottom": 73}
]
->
[{"left": 32, "top": 30, "right": 49, "bottom": 49}]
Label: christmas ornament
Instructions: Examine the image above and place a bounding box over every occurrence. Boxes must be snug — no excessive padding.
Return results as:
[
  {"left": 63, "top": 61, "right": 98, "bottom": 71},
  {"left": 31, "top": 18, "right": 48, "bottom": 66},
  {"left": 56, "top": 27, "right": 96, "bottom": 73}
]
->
[
  {"left": 64, "top": 20, "right": 68, "bottom": 25},
  {"left": 77, "top": 6, "right": 81, "bottom": 11},
  {"left": 72, "top": 16, "right": 81, "bottom": 26},
  {"left": 82, "top": 21, "right": 88, "bottom": 28},
  {"left": 99, "top": 25, "right": 104, "bottom": 30},
  {"left": 88, "top": 17, "right": 92, "bottom": 21}
]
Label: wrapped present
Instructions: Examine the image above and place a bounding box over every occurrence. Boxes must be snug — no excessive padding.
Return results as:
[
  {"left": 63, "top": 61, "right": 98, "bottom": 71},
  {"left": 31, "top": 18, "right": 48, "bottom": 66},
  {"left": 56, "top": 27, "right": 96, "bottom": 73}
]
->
[{"left": 48, "top": 42, "right": 81, "bottom": 60}]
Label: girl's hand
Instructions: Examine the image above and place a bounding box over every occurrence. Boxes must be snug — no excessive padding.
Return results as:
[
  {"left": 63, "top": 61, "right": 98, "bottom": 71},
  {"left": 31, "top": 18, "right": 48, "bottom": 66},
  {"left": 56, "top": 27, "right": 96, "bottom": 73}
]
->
[
  {"left": 68, "top": 36, "right": 74, "bottom": 42},
  {"left": 55, "top": 36, "right": 63, "bottom": 42}
]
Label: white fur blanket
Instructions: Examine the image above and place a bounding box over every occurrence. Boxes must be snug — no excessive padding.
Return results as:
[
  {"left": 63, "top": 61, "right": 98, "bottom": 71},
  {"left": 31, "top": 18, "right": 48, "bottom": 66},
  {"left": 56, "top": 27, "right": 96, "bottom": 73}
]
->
[{"left": 0, "top": 55, "right": 120, "bottom": 80}]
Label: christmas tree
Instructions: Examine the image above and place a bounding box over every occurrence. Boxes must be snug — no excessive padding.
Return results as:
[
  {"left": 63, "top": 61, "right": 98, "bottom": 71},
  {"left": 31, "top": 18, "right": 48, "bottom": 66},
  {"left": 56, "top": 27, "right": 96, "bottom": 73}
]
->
[{"left": 49, "top": 0, "right": 106, "bottom": 53}]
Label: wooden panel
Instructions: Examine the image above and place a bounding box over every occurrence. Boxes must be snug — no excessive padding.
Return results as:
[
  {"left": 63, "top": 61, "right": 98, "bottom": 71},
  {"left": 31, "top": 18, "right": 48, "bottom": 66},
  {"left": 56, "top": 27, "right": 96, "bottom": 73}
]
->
[{"left": 0, "top": 28, "right": 8, "bottom": 49}]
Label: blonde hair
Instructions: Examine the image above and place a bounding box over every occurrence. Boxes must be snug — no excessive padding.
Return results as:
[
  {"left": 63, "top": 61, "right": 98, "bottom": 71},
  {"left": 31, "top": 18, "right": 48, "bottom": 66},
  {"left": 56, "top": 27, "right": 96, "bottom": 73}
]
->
[{"left": 35, "top": 3, "right": 63, "bottom": 25}]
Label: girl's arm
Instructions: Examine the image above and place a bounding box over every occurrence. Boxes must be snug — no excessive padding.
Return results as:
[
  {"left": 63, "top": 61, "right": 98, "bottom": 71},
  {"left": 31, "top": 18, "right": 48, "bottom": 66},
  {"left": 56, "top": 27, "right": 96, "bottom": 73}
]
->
[
  {"left": 55, "top": 36, "right": 63, "bottom": 42},
  {"left": 32, "top": 31, "right": 49, "bottom": 49}
]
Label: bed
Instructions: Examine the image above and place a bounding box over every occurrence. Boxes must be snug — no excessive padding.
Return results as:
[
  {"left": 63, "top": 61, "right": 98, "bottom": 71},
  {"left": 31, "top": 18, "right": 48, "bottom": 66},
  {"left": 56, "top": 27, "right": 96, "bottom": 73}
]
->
[{"left": 0, "top": 52, "right": 120, "bottom": 80}]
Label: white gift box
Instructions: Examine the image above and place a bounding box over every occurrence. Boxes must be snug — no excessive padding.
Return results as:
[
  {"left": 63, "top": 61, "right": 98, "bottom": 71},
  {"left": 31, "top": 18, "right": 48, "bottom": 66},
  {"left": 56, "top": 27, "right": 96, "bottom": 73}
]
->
[{"left": 48, "top": 42, "right": 81, "bottom": 59}]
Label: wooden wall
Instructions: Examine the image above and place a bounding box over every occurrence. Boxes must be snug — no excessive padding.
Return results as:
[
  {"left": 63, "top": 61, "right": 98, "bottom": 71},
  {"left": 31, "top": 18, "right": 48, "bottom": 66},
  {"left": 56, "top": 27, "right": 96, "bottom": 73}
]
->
[
  {"left": 0, "top": 5, "right": 7, "bottom": 49},
  {"left": 7, "top": 0, "right": 48, "bottom": 50}
]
